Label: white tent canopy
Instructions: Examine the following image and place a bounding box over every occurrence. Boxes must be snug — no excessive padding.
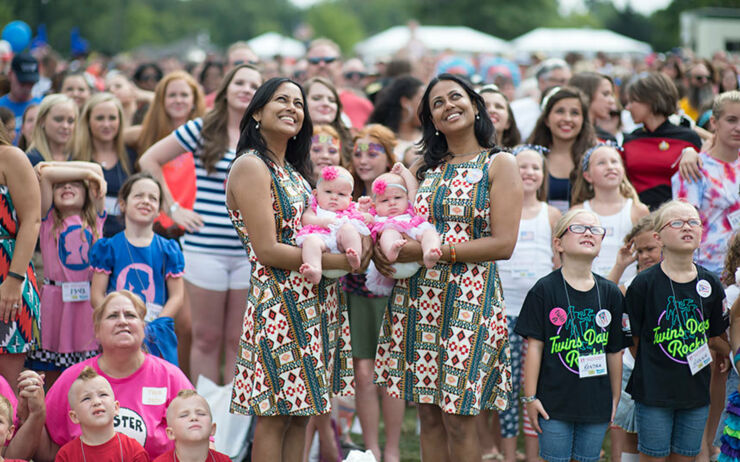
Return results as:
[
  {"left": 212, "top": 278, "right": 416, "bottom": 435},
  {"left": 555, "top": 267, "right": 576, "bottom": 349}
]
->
[
  {"left": 512, "top": 28, "right": 652, "bottom": 56},
  {"left": 248, "top": 32, "right": 306, "bottom": 58},
  {"left": 354, "top": 25, "right": 508, "bottom": 60}
]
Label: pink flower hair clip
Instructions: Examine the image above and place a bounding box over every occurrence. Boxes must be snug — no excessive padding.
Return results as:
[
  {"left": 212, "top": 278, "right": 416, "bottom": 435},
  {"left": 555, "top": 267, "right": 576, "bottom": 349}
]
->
[
  {"left": 321, "top": 166, "right": 339, "bottom": 181},
  {"left": 372, "top": 179, "right": 387, "bottom": 196}
]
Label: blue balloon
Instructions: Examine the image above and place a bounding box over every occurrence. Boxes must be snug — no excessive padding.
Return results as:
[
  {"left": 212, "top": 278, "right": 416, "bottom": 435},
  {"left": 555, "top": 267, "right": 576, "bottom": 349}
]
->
[{"left": 2, "top": 21, "right": 32, "bottom": 53}]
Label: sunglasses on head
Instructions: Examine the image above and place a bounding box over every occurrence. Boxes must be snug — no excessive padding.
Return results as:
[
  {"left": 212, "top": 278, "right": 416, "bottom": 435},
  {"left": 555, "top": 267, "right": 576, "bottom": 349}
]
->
[
  {"left": 659, "top": 218, "right": 702, "bottom": 231},
  {"left": 560, "top": 224, "right": 606, "bottom": 238},
  {"left": 308, "top": 56, "right": 338, "bottom": 65}
]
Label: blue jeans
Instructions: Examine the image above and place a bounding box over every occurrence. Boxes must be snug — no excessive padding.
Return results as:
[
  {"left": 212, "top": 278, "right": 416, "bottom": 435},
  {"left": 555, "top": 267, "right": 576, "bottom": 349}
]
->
[
  {"left": 635, "top": 402, "right": 710, "bottom": 457},
  {"left": 538, "top": 418, "right": 609, "bottom": 462}
]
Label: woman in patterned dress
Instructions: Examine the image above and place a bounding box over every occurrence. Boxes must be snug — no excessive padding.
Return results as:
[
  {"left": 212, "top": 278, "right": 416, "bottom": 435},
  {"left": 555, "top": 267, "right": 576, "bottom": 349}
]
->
[
  {"left": 226, "top": 77, "right": 363, "bottom": 462},
  {"left": 374, "top": 73, "right": 523, "bottom": 462},
  {"left": 0, "top": 124, "right": 41, "bottom": 391}
]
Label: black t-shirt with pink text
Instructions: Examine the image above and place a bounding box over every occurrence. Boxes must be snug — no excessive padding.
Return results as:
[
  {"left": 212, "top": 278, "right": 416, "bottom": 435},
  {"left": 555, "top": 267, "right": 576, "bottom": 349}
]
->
[{"left": 625, "top": 263, "right": 727, "bottom": 409}]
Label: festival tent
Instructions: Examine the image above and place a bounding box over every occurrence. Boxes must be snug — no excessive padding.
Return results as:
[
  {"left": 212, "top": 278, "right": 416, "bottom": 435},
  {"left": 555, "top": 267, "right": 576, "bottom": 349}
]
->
[
  {"left": 354, "top": 25, "right": 508, "bottom": 60},
  {"left": 248, "top": 32, "right": 306, "bottom": 58},
  {"left": 512, "top": 28, "right": 652, "bottom": 56}
]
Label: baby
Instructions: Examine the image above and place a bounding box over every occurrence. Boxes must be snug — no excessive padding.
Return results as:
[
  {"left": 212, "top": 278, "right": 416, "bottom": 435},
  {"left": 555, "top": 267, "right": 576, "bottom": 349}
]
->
[
  {"left": 366, "top": 163, "right": 442, "bottom": 295},
  {"left": 55, "top": 367, "right": 148, "bottom": 461},
  {"left": 297, "top": 165, "right": 371, "bottom": 283},
  {"left": 152, "top": 390, "right": 230, "bottom": 461}
]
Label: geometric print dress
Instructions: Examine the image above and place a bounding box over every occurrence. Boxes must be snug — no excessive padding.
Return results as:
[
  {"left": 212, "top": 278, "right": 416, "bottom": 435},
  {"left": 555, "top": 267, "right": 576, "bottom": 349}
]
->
[
  {"left": 228, "top": 152, "right": 353, "bottom": 416},
  {"left": 374, "top": 150, "right": 512, "bottom": 415},
  {"left": 0, "top": 184, "right": 41, "bottom": 354}
]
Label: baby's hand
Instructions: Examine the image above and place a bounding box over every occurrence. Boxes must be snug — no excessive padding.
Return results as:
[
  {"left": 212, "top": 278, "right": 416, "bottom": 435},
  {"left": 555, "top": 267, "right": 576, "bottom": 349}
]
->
[
  {"left": 357, "top": 196, "right": 372, "bottom": 212},
  {"left": 391, "top": 162, "right": 406, "bottom": 175}
]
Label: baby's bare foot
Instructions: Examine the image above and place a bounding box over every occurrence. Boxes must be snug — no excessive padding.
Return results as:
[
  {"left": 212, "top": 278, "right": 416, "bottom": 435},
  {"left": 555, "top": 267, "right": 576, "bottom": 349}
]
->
[
  {"left": 423, "top": 247, "right": 443, "bottom": 268},
  {"left": 387, "top": 239, "right": 406, "bottom": 262},
  {"left": 299, "top": 263, "right": 322, "bottom": 284},
  {"left": 346, "top": 248, "right": 361, "bottom": 270}
]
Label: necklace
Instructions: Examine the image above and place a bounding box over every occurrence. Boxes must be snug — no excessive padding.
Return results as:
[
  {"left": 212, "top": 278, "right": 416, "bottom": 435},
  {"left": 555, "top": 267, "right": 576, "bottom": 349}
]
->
[
  {"left": 80, "top": 432, "right": 123, "bottom": 462},
  {"left": 448, "top": 149, "right": 484, "bottom": 158},
  {"left": 173, "top": 448, "right": 216, "bottom": 461}
]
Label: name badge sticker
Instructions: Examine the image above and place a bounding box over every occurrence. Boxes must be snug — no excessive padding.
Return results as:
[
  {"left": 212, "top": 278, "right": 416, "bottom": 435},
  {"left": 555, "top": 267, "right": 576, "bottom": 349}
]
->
[
  {"left": 728, "top": 210, "right": 740, "bottom": 231},
  {"left": 465, "top": 168, "right": 484, "bottom": 184},
  {"left": 62, "top": 281, "right": 90, "bottom": 302},
  {"left": 687, "top": 342, "right": 712, "bottom": 375},
  {"left": 696, "top": 279, "right": 712, "bottom": 298},
  {"left": 144, "top": 302, "right": 164, "bottom": 323},
  {"left": 142, "top": 387, "right": 167, "bottom": 406},
  {"left": 578, "top": 353, "right": 607, "bottom": 378}
]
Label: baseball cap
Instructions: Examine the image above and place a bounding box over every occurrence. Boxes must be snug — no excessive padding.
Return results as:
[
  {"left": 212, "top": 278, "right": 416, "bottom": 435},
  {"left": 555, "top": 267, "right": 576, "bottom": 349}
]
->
[{"left": 11, "top": 53, "right": 39, "bottom": 83}]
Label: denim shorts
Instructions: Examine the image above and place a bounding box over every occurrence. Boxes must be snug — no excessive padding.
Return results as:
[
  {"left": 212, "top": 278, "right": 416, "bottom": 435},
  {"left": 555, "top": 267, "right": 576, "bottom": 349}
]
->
[
  {"left": 635, "top": 402, "right": 710, "bottom": 457},
  {"left": 538, "top": 418, "right": 609, "bottom": 462}
]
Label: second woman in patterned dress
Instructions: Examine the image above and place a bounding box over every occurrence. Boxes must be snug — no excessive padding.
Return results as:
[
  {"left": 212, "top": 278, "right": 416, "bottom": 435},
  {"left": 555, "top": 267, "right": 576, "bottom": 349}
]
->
[{"left": 374, "top": 73, "right": 523, "bottom": 462}]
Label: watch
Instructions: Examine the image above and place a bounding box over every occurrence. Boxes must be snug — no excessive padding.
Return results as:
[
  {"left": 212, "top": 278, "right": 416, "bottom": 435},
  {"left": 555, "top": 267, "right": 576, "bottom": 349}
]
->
[
  {"left": 520, "top": 395, "right": 537, "bottom": 404},
  {"left": 169, "top": 202, "right": 180, "bottom": 215}
]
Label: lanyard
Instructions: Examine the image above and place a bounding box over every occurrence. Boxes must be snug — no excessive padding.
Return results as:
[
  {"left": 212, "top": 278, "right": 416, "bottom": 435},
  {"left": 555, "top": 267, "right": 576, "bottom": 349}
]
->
[{"left": 80, "top": 433, "right": 123, "bottom": 462}]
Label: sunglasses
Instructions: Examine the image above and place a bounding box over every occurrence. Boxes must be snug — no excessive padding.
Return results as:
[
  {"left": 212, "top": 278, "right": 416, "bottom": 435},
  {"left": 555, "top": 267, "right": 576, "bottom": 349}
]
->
[
  {"left": 139, "top": 74, "right": 159, "bottom": 82},
  {"left": 343, "top": 71, "right": 366, "bottom": 80},
  {"left": 232, "top": 59, "right": 260, "bottom": 66},
  {"left": 659, "top": 218, "right": 702, "bottom": 231},
  {"left": 560, "top": 224, "right": 606, "bottom": 237},
  {"left": 692, "top": 75, "right": 710, "bottom": 82},
  {"left": 308, "top": 56, "right": 338, "bottom": 65}
]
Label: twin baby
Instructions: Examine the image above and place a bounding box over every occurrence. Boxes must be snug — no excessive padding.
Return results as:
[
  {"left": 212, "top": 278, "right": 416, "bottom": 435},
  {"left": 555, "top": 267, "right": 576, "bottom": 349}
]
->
[{"left": 297, "top": 164, "right": 441, "bottom": 292}]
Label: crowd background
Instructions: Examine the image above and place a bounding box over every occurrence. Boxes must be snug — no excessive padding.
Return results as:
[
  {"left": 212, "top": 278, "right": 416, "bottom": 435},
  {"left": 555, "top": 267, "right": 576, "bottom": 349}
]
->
[{"left": 0, "top": 3, "right": 739, "bottom": 462}]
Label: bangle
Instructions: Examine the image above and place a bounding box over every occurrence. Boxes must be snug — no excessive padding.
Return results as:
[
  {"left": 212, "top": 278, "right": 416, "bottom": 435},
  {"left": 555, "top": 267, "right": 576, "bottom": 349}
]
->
[
  {"left": 6, "top": 271, "right": 24, "bottom": 282},
  {"left": 520, "top": 395, "right": 537, "bottom": 404},
  {"left": 169, "top": 202, "right": 180, "bottom": 215},
  {"left": 449, "top": 244, "right": 457, "bottom": 264},
  {"left": 734, "top": 347, "right": 740, "bottom": 365}
]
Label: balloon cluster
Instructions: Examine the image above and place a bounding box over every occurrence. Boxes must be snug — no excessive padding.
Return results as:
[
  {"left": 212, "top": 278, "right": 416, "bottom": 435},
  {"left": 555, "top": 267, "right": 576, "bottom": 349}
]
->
[{"left": 2, "top": 20, "right": 32, "bottom": 53}]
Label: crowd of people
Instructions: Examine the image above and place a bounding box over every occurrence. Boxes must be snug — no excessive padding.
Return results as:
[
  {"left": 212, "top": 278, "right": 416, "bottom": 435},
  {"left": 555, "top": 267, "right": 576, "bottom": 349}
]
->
[{"left": 0, "top": 31, "right": 739, "bottom": 462}]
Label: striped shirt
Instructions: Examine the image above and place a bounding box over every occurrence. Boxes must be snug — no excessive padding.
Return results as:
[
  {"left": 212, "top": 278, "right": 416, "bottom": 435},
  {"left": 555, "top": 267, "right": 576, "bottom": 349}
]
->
[{"left": 174, "top": 118, "right": 245, "bottom": 256}]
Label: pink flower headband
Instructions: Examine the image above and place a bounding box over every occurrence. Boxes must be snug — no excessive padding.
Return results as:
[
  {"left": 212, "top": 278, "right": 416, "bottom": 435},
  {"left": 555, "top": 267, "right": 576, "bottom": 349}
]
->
[
  {"left": 372, "top": 179, "right": 407, "bottom": 197},
  {"left": 318, "top": 166, "right": 354, "bottom": 187}
]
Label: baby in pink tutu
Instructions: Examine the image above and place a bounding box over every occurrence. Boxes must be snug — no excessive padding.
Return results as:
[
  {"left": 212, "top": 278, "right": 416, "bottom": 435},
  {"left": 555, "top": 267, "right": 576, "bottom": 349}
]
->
[
  {"left": 297, "top": 165, "right": 372, "bottom": 283},
  {"left": 372, "top": 163, "right": 442, "bottom": 268}
]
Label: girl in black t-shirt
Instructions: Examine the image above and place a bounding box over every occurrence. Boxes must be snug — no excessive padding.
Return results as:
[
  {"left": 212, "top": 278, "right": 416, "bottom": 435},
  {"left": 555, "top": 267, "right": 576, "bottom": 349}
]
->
[
  {"left": 625, "top": 200, "right": 728, "bottom": 461},
  {"left": 517, "top": 209, "right": 629, "bottom": 462}
]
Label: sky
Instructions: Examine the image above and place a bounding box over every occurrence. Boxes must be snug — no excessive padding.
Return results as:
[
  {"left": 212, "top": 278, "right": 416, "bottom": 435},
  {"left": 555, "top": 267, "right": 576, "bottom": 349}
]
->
[{"left": 290, "top": 0, "right": 673, "bottom": 16}]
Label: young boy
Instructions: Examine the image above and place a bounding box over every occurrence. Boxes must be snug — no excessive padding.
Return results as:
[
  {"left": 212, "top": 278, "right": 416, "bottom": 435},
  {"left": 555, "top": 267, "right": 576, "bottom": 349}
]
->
[
  {"left": 55, "top": 366, "right": 149, "bottom": 461},
  {"left": 153, "top": 390, "right": 230, "bottom": 462}
]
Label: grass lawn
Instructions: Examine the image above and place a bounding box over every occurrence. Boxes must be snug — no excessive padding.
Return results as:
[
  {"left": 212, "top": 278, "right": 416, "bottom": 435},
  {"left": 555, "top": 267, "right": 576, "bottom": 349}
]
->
[{"left": 349, "top": 406, "right": 614, "bottom": 462}]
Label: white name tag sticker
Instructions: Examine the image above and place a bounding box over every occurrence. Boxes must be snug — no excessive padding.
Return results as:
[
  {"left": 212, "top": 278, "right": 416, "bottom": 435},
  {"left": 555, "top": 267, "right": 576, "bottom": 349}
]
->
[
  {"left": 104, "top": 196, "right": 120, "bottom": 216},
  {"left": 579, "top": 353, "right": 607, "bottom": 378},
  {"left": 62, "top": 281, "right": 90, "bottom": 302},
  {"left": 687, "top": 342, "right": 712, "bottom": 375},
  {"left": 142, "top": 387, "right": 167, "bottom": 405},
  {"left": 728, "top": 210, "right": 740, "bottom": 231},
  {"left": 144, "top": 303, "right": 163, "bottom": 323}
]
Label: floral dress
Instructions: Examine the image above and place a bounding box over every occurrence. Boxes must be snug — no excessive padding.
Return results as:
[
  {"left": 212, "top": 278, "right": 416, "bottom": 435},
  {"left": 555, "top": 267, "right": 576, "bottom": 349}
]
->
[
  {"left": 374, "top": 151, "right": 512, "bottom": 414},
  {"left": 0, "top": 185, "right": 41, "bottom": 354},
  {"left": 228, "top": 152, "right": 353, "bottom": 416}
]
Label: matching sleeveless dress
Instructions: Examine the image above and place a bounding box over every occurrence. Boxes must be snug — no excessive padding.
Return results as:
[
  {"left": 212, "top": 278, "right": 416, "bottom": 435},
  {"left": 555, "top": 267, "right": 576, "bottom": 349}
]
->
[
  {"left": 228, "top": 152, "right": 353, "bottom": 416},
  {"left": 0, "top": 184, "right": 41, "bottom": 354},
  {"left": 374, "top": 151, "right": 513, "bottom": 414}
]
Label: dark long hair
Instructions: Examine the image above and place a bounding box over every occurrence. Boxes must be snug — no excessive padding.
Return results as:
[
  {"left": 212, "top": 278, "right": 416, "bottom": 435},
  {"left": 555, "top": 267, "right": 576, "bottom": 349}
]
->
[
  {"left": 416, "top": 73, "right": 496, "bottom": 180},
  {"left": 235, "top": 77, "right": 313, "bottom": 181},
  {"left": 368, "top": 75, "right": 423, "bottom": 133}
]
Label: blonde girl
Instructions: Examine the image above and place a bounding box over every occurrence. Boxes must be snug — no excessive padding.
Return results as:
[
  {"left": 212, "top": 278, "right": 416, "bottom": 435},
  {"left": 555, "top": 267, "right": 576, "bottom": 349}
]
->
[
  {"left": 571, "top": 143, "right": 649, "bottom": 285},
  {"left": 516, "top": 209, "right": 628, "bottom": 462},
  {"left": 26, "top": 94, "right": 77, "bottom": 165}
]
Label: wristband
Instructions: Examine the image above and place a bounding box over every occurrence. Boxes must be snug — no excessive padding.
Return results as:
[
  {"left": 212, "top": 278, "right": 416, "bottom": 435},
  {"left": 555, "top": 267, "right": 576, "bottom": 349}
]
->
[
  {"left": 6, "top": 271, "right": 24, "bottom": 281},
  {"left": 734, "top": 347, "right": 740, "bottom": 365},
  {"left": 449, "top": 244, "right": 457, "bottom": 264},
  {"left": 520, "top": 395, "right": 537, "bottom": 404},
  {"left": 169, "top": 202, "right": 180, "bottom": 215}
]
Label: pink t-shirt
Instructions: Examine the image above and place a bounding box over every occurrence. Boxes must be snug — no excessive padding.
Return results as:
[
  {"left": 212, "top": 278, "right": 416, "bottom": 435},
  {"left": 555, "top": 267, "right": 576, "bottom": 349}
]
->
[{"left": 45, "top": 354, "right": 193, "bottom": 459}]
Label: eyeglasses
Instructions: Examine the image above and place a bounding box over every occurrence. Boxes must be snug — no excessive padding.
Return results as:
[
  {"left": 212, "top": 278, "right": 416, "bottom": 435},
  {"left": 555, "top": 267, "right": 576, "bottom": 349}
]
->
[
  {"left": 308, "top": 56, "right": 338, "bottom": 65},
  {"left": 659, "top": 218, "right": 702, "bottom": 231},
  {"left": 560, "top": 224, "right": 606, "bottom": 237}
]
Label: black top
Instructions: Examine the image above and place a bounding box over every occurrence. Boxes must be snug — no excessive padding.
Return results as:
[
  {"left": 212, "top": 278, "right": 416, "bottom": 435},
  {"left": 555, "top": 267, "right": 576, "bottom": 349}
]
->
[
  {"left": 101, "top": 147, "right": 139, "bottom": 237},
  {"left": 625, "top": 264, "right": 727, "bottom": 408},
  {"left": 515, "top": 269, "right": 630, "bottom": 423}
]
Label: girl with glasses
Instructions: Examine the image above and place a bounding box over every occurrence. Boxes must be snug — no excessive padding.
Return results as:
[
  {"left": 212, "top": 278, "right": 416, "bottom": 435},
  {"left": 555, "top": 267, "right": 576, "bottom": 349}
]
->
[
  {"left": 516, "top": 208, "right": 629, "bottom": 462},
  {"left": 625, "top": 200, "right": 728, "bottom": 462},
  {"left": 571, "top": 143, "right": 649, "bottom": 285}
]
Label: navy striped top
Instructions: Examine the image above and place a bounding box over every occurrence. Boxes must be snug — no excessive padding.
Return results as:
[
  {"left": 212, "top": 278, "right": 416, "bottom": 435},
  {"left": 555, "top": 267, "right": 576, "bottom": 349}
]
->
[{"left": 173, "top": 118, "right": 246, "bottom": 256}]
